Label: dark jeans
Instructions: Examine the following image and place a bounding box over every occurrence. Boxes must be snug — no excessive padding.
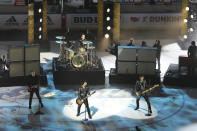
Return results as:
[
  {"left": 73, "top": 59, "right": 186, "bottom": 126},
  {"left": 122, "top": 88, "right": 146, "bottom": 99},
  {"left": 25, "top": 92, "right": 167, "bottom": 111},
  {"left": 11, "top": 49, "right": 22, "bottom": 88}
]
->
[
  {"left": 77, "top": 99, "right": 91, "bottom": 118},
  {"left": 136, "top": 94, "right": 152, "bottom": 112},
  {"left": 29, "top": 88, "right": 43, "bottom": 107}
]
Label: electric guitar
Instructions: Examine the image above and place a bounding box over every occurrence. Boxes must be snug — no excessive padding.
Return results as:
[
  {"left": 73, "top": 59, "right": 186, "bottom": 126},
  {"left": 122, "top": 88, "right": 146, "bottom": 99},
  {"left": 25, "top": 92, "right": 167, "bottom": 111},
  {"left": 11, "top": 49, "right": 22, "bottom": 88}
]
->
[
  {"left": 136, "top": 84, "right": 160, "bottom": 96},
  {"left": 76, "top": 91, "right": 96, "bottom": 105}
]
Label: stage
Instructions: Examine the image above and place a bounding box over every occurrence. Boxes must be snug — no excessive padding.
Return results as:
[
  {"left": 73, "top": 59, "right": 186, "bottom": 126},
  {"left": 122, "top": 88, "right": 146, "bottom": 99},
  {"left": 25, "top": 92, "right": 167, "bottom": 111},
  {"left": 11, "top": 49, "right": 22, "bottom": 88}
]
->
[{"left": 1, "top": 84, "right": 196, "bottom": 131}]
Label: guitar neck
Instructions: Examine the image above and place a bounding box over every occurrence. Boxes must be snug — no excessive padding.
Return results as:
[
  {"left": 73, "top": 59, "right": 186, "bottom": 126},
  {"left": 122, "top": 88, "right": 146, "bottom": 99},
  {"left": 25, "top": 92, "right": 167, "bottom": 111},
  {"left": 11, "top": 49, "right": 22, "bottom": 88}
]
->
[{"left": 141, "top": 84, "right": 159, "bottom": 95}]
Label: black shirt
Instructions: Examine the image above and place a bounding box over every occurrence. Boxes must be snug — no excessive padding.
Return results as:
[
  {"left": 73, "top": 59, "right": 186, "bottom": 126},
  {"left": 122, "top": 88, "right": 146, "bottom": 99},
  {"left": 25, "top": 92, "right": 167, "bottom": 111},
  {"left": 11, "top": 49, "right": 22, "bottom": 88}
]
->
[
  {"left": 153, "top": 44, "right": 162, "bottom": 57},
  {"left": 78, "top": 86, "right": 90, "bottom": 99},
  {"left": 27, "top": 75, "right": 39, "bottom": 87},
  {"left": 135, "top": 80, "right": 147, "bottom": 95},
  {"left": 188, "top": 45, "right": 197, "bottom": 59}
]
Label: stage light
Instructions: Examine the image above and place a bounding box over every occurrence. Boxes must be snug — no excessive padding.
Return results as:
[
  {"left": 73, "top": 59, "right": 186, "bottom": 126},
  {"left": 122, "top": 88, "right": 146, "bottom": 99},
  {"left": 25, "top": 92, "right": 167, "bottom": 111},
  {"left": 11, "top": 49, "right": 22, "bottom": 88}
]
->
[
  {"left": 184, "top": 19, "right": 188, "bottom": 23},
  {"left": 39, "top": 27, "right": 42, "bottom": 31},
  {"left": 107, "top": 26, "right": 111, "bottom": 30},
  {"left": 38, "top": 8, "right": 42, "bottom": 13},
  {"left": 106, "top": 17, "right": 110, "bottom": 21},
  {"left": 39, "top": 35, "right": 42, "bottom": 39},
  {"left": 186, "top": 7, "right": 189, "bottom": 11},
  {"left": 40, "top": 18, "right": 43, "bottom": 22},
  {"left": 191, "top": 14, "right": 194, "bottom": 19},
  {"left": 190, "top": 28, "right": 194, "bottom": 32},
  {"left": 107, "top": 8, "right": 110, "bottom": 13},
  {"left": 184, "top": 35, "right": 187, "bottom": 39},
  {"left": 105, "top": 34, "right": 109, "bottom": 39}
]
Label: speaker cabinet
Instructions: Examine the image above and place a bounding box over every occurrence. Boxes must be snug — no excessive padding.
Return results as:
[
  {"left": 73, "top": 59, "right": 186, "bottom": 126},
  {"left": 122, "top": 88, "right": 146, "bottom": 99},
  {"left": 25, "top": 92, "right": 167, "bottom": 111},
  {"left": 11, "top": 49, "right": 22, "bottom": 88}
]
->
[
  {"left": 9, "top": 47, "right": 24, "bottom": 61},
  {"left": 138, "top": 48, "right": 156, "bottom": 62},
  {"left": 25, "top": 61, "right": 40, "bottom": 76},
  {"left": 25, "top": 45, "right": 40, "bottom": 61},
  {"left": 118, "top": 46, "right": 136, "bottom": 61},
  {"left": 9, "top": 62, "right": 24, "bottom": 77},
  {"left": 137, "top": 62, "right": 156, "bottom": 75},
  {"left": 117, "top": 62, "right": 136, "bottom": 74}
]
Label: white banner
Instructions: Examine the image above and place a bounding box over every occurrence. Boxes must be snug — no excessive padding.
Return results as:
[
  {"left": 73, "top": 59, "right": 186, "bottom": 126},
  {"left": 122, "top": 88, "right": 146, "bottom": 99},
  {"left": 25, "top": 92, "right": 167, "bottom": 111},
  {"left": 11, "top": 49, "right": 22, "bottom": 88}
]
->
[
  {"left": 0, "top": 0, "right": 15, "bottom": 5},
  {"left": 66, "top": 14, "right": 97, "bottom": 28},
  {"left": 66, "top": 13, "right": 182, "bottom": 28},
  {"left": 121, "top": 13, "right": 182, "bottom": 28},
  {"left": 0, "top": 14, "right": 61, "bottom": 29}
]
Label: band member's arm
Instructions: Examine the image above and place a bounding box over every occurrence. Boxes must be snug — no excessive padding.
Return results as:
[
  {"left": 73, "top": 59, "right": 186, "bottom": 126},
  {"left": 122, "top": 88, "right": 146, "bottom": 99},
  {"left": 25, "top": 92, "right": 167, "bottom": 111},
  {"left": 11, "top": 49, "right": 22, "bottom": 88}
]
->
[
  {"left": 78, "top": 88, "right": 81, "bottom": 99},
  {"left": 135, "top": 81, "right": 141, "bottom": 95},
  {"left": 87, "top": 87, "right": 91, "bottom": 96}
]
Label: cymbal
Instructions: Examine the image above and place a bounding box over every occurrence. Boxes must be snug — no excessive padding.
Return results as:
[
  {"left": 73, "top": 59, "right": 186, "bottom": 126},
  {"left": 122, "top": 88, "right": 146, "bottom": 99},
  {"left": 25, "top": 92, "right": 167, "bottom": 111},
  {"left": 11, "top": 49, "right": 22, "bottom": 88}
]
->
[
  {"left": 64, "top": 47, "right": 74, "bottom": 52},
  {"left": 56, "top": 36, "right": 66, "bottom": 39},
  {"left": 87, "top": 46, "right": 95, "bottom": 50},
  {"left": 56, "top": 41, "right": 67, "bottom": 44},
  {"left": 82, "top": 41, "right": 93, "bottom": 45}
]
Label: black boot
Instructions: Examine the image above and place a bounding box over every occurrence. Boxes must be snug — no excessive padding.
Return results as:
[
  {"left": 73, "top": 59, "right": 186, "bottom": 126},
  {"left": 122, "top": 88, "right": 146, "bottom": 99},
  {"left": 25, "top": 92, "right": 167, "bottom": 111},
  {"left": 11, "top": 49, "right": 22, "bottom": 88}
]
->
[
  {"left": 40, "top": 103, "right": 44, "bottom": 108},
  {"left": 135, "top": 107, "right": 139, "bottom": 110},
  {"left": 76, "top": 113, "right": 80, "bottom": 116},
  {"left": 29, "top": 105, "right": 31, "bottom": 109},
  {"left": 145, "top": 110, "right": 152, "bottom": 116}
]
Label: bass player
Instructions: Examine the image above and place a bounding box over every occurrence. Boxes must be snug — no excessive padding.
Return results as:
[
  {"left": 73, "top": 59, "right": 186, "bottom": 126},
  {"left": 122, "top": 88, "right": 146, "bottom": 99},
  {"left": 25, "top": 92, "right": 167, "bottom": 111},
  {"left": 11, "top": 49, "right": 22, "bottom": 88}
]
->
[
  {"left": 76, "top": 81, "right": 92, "bottom": 119},
  {"left": 27, "top": 71, "right": 44, "bottom": 109},
  {"left": 134, "top": 75, "right": 152, "bottom": 116}
]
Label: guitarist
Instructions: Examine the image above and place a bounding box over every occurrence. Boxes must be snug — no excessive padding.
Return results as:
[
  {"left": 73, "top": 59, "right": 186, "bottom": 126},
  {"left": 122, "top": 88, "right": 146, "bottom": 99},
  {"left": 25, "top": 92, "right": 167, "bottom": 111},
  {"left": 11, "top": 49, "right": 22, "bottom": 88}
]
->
[
  {"left": 76, "top": 81, "right": 92, "bottom": 119},
  {"left": 135, "top": 75, "right": 152, "bottom": 116},
  {"left": 28, "top": 71, "right": 44, "bottom": 109}
]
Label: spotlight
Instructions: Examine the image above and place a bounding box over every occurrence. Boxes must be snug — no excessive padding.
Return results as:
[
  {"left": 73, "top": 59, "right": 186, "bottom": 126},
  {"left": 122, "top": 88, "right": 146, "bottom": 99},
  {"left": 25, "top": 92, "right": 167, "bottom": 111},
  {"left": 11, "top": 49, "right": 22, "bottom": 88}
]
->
[
  {"left": 184, "top": 35, "right": 187, "bottom": 39},
  {"left": 191, "top": 15, "right": 194, "bottom": 19},
  {"left": 106, "top": 17, "right": 110, "bottom": 21},
  {"left": 105, "top": 34, "right": 109, "bottom": 39},
  {"left": 190, "top": 28, "right": 194, "bottom": 32},
  {"left": 40, "top": 18, "right": 43, "bottom": 22},
  {"left": 107, "top": 8, "right": 110, "bottom": 13},
  {"left": 38, "top": 8, "right": 42, "bottom": 13},
  {"left": 39, "top": 27, "right": 42, "bottom": 31},
  {"left": 184, "top": 19, "right": 188, "bottom": 23},
  {"left": 39, "top": 35, "right": 42, "bottom": 39},
  {"left": 107, "top": 26, "right": 111, "bottom": 30},
  {"left": 185, "top": 7, "right": 189, "bottom": 11}
]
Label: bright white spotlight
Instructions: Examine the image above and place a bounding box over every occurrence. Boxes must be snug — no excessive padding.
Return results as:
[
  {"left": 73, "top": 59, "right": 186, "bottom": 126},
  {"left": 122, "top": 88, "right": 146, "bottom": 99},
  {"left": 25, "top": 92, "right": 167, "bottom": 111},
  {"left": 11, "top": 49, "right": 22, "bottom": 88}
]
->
[
  {"left": 186, "top": 7, "right": 189, "bottom": 11},
  {"left": 107, "top": 26, "right": 111, "bottom": 30},
  {"left": 40, "top": 18, "right": 43, "bottom": 22},
  {"left": 38, "top": 8, "right": 42, "bottom": 13},
  {"left": 106, "top": 17, "right": 110, "bottom": 21},
  {"left": 191, "top": 15, "right": 194, "bottom": 19},
  {"left": 107, "top": 8, "right": 110, "bottom": 13},
  {"left": 39, "top": 35, "right": 42, "bottom": 39},
  {"left": 184, "top": 19, "right": 188, "bottom": 23},
  {"left": 105, "top": 34, "right": 109, "bottom": 39},
  {"left": 184, "top": 35, "right": 187, "bottom": 39},
  {"left": 190, "top": 28, "right": 194, "bottom": 32},
  {"left": 39, "top": 27, "right": 42, "bottom": 31}
]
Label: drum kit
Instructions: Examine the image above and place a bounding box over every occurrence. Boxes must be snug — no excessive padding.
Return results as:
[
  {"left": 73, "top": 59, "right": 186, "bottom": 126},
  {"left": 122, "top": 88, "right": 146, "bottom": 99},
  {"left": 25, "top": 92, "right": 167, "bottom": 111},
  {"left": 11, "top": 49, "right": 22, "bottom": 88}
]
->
[{"left": 56, "top": 36, "right": 97, "bottom": 69}]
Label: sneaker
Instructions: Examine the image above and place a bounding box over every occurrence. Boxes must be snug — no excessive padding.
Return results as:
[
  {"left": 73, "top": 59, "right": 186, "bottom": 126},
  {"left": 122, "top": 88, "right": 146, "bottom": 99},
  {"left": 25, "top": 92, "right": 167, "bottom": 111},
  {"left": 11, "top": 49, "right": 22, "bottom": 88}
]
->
[
  {"left": 134, "top": 107, "right": 139, "bottom": 110},
  {"left": 76, "top": 114, "right": 80, "bottom": 117}
]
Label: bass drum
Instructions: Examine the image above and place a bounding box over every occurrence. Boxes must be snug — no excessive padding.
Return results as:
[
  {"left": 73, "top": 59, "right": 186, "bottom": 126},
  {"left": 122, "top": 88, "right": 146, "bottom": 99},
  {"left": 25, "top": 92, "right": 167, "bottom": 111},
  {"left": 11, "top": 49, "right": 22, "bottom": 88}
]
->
[{"left": 72, "top": 54, "right": 85, "bottom": 68}]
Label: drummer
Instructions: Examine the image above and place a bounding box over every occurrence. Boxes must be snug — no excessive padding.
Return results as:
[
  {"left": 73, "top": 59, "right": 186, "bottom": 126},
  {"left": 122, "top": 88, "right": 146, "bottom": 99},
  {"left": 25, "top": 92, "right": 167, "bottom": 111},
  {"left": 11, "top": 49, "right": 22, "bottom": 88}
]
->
[{"left": 79, "top": 33, "right": 86, "bottom": 47}]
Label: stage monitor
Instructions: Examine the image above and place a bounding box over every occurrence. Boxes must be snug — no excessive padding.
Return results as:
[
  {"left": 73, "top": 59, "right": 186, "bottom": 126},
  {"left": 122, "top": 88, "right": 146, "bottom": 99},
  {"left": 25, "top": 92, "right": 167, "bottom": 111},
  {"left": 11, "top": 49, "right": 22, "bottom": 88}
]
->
[
  {"left": 137, "top": 47, "right": 156, "bottom": 62},
  {"left": 118, "top": 46, "right": 136, "bottom": 61},
  {"left": 117, "top": 61, "right": 136, "bottom": 74},
  {"left": 8, "top": 47, "right": 24, "bottom": 62},
  {"left": 9, "top": 62, "right": 24, "bottom": 77}
]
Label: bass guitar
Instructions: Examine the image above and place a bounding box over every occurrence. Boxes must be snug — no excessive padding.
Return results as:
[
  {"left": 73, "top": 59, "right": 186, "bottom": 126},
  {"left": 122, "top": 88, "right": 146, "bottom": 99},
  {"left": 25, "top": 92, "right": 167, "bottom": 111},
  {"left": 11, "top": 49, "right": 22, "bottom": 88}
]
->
[
  {"left": 76, "top": 91, "right": 96, "bottom": 105},
  {"left": 136, "top": 84, "right": 160, "bottom": 96}
]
